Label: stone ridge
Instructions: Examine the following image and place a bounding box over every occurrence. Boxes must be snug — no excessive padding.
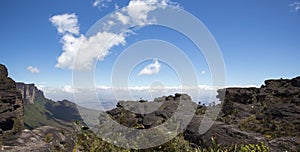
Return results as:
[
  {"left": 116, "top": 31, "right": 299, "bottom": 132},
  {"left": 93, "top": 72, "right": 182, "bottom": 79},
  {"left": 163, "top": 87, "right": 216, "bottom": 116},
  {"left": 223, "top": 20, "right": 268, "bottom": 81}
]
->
[{"left": 0, "top": 64, "right": 24, "bottom": 140}]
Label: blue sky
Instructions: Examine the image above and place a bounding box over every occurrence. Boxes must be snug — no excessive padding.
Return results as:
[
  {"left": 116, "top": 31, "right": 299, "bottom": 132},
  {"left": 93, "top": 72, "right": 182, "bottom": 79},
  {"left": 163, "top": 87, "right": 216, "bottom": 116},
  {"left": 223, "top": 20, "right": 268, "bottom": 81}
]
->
[{"left": 1, "top": 0, "right": 300, "bottom": 102}]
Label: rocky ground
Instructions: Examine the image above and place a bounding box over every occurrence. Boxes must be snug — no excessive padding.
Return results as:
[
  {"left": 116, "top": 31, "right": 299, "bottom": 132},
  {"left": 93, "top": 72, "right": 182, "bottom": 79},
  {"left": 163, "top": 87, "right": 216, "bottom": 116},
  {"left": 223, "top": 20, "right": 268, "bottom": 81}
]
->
[{"left": 2, "top": 126, "right": 74, "bottom": 152}]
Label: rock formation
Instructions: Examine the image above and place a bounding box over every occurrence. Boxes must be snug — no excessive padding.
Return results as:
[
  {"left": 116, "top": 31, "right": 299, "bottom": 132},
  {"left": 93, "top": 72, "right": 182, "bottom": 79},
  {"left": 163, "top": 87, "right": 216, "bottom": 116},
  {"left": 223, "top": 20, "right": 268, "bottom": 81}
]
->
[
  {"left": 0, "top": 64, "right": 24, "bottom": 141},
  {"left": 103, "top": 76, "right": 300, "bottom": 151},
  {"left": 16, "top": 82, "right": 44, "bottom": 104},
  {"left": 215, "top": 76, "right": 300, "bottom": 151},
  {"left": 0, "top": 65, "right": 80, "bottom": 151}
]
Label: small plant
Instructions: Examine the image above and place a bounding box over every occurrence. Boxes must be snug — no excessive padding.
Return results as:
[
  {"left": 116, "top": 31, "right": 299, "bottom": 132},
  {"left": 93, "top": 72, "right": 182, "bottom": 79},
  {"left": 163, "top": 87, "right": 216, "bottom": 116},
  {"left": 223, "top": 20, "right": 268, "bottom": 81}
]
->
[
  {"left": 240, "top": 142, "right": 270, "bottom": 152},
  {"left": 44, "top": 133, "right": 53, "bottom": 143}
]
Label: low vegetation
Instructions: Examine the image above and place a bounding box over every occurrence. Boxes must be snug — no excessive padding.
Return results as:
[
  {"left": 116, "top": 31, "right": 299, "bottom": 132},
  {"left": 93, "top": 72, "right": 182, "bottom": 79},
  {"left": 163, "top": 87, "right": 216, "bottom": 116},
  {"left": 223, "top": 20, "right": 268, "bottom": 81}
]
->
[{"left": 71, "top": 122, "right": 270, "bottom": 152}]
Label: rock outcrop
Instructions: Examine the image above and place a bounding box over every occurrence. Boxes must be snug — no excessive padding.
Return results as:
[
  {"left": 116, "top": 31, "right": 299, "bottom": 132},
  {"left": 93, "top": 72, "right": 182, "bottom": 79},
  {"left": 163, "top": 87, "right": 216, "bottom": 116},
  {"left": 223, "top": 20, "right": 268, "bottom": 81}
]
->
[
  {"left": 106, "top": 93, "right": 194, "bottom": 129},
  {"left": 104, "top": 93, "right": 264, "bottom": 149},
  {"left": 16, "top": 82, "right": 44, "bottom": 104},
  {"left": 0, "top": 64, "right": 24, "bottom": 141},
  {"left": 217, "top": 76, "right": 300, "bottom": 151},
  {"left": 103, "top": 76, "right": 300, "bottom": 151}
]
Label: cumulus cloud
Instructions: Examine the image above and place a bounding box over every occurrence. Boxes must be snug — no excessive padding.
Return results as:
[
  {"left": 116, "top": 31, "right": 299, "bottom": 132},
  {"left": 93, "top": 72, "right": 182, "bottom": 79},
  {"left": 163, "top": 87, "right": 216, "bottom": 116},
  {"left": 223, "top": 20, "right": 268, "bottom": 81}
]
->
[
  {"left": 51, "top": 0, "right": 178, "bottom": 71},
  {"left": 27, "top": 66, "right": 40, "bottom": 74},
  {"left": 55, "top": 32, "right": 126, "bottom": 70},
  {"left": 50, "top": 13, "right": 126, "bottom": 70},
  {"left": 49, "top": 13, "right": 79, "bottom": 35},
  {"left": 138, "top": 59, "right": 161, "bottom": 76}
]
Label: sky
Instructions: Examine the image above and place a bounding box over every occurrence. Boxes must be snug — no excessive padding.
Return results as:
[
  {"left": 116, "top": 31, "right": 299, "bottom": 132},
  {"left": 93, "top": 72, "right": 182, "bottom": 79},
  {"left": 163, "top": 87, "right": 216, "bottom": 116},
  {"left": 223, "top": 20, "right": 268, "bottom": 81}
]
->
[{"left": 1, "top": 0, "right": 300, "bottom": 105}]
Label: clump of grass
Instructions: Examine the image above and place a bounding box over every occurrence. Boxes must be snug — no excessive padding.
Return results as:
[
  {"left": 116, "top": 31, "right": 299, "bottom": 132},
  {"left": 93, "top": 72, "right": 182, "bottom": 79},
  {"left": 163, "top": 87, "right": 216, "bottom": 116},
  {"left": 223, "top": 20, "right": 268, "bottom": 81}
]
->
[
  {"left": 240, "top": 142, "right": 270, "bottom": 152},
  {"left": 44, "top": 133, "right": 53, "bottom": 143}
]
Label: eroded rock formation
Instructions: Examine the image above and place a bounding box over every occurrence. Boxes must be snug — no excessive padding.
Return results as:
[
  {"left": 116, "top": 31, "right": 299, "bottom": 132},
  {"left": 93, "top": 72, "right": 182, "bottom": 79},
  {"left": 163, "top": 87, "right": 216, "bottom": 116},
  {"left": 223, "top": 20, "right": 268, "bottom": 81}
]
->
[
  {"left": 104, "top": 77, "right": 300, "bottom": 151},
  {"left": 0, "top": 64, "right": 24, "bottom": 140},
  {"left": 217, "top": 76, "right": 300, "bottom": 151}
]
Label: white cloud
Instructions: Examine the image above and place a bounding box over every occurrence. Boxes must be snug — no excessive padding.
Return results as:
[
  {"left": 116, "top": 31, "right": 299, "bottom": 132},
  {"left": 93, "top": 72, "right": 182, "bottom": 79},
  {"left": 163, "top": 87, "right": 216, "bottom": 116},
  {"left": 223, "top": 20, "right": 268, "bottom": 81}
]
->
[
  {"left": 51, "top": 1, "right": 178, "bottom": 71},
  {"left": 50, "top": 13, "right": 126, "bottom": 70},
  {"left": 38, "top": 83, "right": 259, "bottom": 110},
  {"left": 62, "top": 85, "right": 77, "bottom": 93},
  {"left": 115, "top": 12, "right": 130, "bottom": 25},
  {"left": 138, "top": 59, "right": 161, "bottom": 76},
  {"left": 27, "top": 66, "right": 40, "bottom": 74},
  {"left": 290, "top": 1, "right": 300, "bottom": 12},
  {"left": 40, "top": 84, "right": 220, "bottom": 108},
  {"left": 49, "top": 13, "right": 79, "bottom": 35},
  {"left": 93, "top": 0, "right": 112, "bottom": 7},
  {"left": 55, "top": 32, "right": 126, "bottom": 70},
  {"left": 126, "top": 0, "right": 158, "bottom": 26},
  {"left": 201, "top": 70, "right": 206, "bottom": 75},
  {"left": 114, "top": 0, "right": 171, "bottom": 26}
]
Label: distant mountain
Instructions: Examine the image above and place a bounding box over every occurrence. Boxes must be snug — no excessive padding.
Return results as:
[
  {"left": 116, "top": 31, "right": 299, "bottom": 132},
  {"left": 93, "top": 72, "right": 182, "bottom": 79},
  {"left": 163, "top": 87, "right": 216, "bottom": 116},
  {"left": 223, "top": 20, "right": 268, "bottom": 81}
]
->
[
  {"left": 16, "top": 83, "right": 44, "bottom": 104},
  {"left": 15, "top": 83, "right": 83, "bottom": 129}
]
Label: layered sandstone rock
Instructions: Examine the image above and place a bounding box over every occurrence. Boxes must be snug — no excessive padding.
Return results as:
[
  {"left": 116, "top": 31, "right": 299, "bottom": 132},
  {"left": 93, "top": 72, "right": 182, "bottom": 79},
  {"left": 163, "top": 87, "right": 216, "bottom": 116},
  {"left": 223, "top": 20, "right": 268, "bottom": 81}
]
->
[{"left": 0, "top": 64, "right": 24, "bottom": 140}]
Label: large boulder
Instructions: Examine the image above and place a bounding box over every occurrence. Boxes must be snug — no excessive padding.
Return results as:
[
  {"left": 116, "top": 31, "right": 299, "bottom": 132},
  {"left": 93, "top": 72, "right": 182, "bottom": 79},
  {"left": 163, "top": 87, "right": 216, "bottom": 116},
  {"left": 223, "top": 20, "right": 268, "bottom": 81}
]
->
[{"left": 185, "top": 119, "right": 263, "bottom": 147}]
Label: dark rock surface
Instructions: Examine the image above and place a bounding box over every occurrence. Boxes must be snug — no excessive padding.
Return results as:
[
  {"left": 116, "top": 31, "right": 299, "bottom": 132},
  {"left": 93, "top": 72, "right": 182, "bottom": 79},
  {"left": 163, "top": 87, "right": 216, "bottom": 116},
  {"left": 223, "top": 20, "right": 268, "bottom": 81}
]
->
[
  {"left": 0, "top": 64, "right": 24, "bottom": 140},
  {"left": 217, "top": 76, "right": 300, "bottom": 151},
  {"left": 185, "top": 120, "right": 265, "bottom": 147},
  {"left": 107, "top": 94, "right": 186, "bottom": 129},
  {"left": 2, "top": 126, "right": 74, "bottom": 152},
  {"left": 105, "top": 93, "right": 264, "bottom": 148},
  {"left": 104, "top": 76, "right": 300, "bottom": 151}
]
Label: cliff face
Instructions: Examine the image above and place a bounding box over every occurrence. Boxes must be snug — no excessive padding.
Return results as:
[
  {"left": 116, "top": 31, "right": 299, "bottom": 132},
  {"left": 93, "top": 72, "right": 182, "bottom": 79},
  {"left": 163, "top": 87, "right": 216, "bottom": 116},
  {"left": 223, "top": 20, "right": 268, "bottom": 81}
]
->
[
  {"left": 16, "top": 82, "right": 44, "bottom": 104},
  {"left": 15, "top": 83, "right": 83, "bottom": 130},
  {"left": 0, "top": 64, "right": 24, "bottom": 140}
]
